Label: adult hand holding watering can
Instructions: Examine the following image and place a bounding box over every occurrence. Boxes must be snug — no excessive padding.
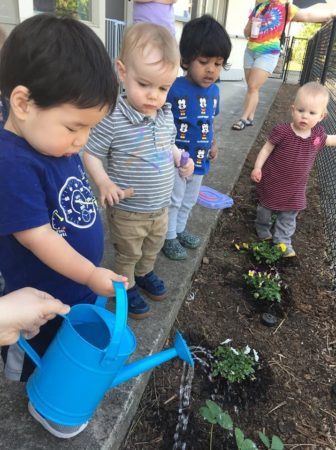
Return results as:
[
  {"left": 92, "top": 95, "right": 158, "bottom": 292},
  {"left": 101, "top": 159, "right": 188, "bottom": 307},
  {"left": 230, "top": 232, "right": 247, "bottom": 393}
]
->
[{"left": 0, "top": 287, "right": 70, "bottom": 345}]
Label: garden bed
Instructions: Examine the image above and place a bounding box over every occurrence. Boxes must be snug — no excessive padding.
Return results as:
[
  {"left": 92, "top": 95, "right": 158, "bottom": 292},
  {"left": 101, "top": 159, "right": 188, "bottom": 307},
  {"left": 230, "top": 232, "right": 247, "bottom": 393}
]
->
[{"left": 122, "top": 84, "right": 336, "bottom": 449}]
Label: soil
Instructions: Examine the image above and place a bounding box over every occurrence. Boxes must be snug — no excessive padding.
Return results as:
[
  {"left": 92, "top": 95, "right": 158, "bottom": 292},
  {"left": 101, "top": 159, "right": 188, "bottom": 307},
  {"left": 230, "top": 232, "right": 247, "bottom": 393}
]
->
[{"left": 121, "top": 84, "right": 336, "bottom": 450}]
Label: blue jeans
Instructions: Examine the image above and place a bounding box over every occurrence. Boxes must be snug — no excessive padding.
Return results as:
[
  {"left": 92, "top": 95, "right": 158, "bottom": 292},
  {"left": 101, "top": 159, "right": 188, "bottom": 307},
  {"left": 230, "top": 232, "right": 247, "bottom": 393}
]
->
[{"left": 166, "top": 169, "right": 203, "bottom": 240}]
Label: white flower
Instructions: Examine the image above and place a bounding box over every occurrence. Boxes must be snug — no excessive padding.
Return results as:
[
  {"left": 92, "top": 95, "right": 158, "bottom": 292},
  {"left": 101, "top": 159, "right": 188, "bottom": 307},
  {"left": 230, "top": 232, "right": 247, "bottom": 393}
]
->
[
  {"left": 253, "top": 349, "right": 259, "bottom": 362},
  {"left": 231, "top": 348, "right": 239, "bottom": 355},
  {"left": 220, "top": 338, "right": 232, "bottom": 345},
  {"left": 244, "top": 345, "right": 251, "bottom": 354}
]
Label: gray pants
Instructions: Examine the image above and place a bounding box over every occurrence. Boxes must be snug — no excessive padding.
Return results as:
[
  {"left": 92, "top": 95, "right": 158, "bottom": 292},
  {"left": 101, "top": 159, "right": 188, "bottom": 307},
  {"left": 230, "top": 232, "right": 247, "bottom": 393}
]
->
[
  {"left": 255, "top": 204, "right": 298, "bottom": 251},
  {"left": 166, "top": 169, "right": 203, "bottom": 240}
]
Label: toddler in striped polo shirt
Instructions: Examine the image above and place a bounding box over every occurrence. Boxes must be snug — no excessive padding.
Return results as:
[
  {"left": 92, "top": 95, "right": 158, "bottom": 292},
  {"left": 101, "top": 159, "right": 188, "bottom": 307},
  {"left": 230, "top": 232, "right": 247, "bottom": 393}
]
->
[
  {"left": 84, "top": 23, "right": 194, "bottom": 319},
  {"left": 251, "top": 82, "right": 336, "bottom": 257}
]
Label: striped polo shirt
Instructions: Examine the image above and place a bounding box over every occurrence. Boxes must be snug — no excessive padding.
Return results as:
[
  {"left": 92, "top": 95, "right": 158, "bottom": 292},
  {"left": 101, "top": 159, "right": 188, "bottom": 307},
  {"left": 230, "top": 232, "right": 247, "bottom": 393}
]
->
[
  {"left": 84, "top": 95, "right": 176, "bottom": 212},
  {"left": 256, "top": 123, "right": 327, "bottom": 211}
]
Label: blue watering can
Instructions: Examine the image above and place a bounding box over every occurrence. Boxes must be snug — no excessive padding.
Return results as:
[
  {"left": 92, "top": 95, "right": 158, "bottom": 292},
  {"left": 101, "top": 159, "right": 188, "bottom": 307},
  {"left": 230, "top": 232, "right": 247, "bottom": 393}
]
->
[{"left": 18, "top": 281, "right": 194, "bottom": 426}]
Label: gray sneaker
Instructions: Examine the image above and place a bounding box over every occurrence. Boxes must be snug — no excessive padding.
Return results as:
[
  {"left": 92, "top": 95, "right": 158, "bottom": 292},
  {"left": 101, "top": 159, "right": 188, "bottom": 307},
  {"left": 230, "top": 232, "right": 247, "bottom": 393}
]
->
[
  {"left": 177, "top": 230, "right": 201, "bottom": 249},
  {"left": 28, "top": 402, "right": 88, "bottom": 439},
  {"left": 162, "top": 238, "right": 187, "bottom": 260}
]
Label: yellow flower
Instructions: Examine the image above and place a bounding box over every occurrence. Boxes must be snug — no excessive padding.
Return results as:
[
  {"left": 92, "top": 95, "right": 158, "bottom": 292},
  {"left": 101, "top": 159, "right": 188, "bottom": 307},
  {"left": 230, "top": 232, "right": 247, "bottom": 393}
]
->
[
  {"left": 278, "top": 243, "right": 287, "bottom": 252},
  {"left": 248, "top": 270, "right": 255, "bottom": 277},
  {"left": 242, "top": 243, "right": 249, "bottom": 249},
  {"left": 234, "top": 243, "right": 240, "bottom": 250}
]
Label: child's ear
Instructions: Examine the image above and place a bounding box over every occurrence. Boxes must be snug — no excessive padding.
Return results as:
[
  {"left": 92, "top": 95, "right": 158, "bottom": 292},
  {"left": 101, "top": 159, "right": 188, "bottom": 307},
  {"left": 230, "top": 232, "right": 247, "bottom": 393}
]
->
[
  {"left": 116, "top": 59, "right": 126, "bottom": 82},
  {"left": 10, "top": 85, "right": 31, "bottom": 120}
]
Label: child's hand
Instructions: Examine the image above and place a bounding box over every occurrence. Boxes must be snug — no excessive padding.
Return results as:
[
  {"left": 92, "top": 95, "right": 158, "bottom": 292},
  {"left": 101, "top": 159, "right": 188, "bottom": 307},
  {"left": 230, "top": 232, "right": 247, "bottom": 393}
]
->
[
  {"left": 0, "top": 288, "right": 70, "bottom": 345},
  {"left": 251, "top": 168, "right": 262, "bottom": 183},
  {"left": 86, "top": 267, "right": 128, "bottom": 297},
  {"left": 98, "top": 180, "right": 132, "bottom": 208},
  {"left": 179, "top": 158, "right": 194, "bottom": 177},
  {"left": 208, "top": 144, "right": 218, "bottom": 160}
]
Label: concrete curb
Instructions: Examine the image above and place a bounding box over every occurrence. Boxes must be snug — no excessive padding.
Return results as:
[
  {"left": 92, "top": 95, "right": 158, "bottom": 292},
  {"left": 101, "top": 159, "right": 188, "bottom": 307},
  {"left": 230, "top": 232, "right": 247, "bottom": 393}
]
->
[{"left": 0, "top": 78, "right": 281, "bottom": 450}]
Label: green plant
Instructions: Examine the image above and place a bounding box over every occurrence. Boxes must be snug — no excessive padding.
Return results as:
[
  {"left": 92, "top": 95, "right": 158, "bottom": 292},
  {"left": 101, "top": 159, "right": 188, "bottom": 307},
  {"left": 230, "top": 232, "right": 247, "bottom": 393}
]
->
[
  {"left": 199, "top": 400, "right": 284, "bottom": 450},
  {"left": 212, "top": 340, "right": 258, "bottom": 383},
  {"left": 258, "top": 431, "right": 284, "bottom": 450},
  {"left": 250, "top": 241, "right": 286, "bottom": 265},
  {"left": 243, "top": 270, "right": 282, "bottom": 303}
]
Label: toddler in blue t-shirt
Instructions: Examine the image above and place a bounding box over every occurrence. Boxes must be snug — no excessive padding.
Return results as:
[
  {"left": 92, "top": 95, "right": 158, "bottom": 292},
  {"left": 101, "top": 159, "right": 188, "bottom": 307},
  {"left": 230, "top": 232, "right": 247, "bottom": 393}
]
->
[
  {"left": 0, "top": 14, "right": 127, "bottom": 438},
  {"left": 162, "top": 15, "right": 232, "bottom": 260}
]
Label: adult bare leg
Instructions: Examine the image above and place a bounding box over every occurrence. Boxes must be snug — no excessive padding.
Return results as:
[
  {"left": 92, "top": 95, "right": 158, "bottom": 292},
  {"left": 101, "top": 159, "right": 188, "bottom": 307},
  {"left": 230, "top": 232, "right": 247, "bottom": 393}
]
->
[{"left": 241, "top": 67, "right": 270, "bottom": 122}]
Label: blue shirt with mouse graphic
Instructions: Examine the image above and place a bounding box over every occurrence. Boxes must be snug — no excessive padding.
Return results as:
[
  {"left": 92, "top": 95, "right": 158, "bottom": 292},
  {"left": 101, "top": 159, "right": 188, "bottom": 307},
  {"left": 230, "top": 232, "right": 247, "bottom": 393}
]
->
[{"left": 167, "top": 76, "right": 220, "bottom": 175}]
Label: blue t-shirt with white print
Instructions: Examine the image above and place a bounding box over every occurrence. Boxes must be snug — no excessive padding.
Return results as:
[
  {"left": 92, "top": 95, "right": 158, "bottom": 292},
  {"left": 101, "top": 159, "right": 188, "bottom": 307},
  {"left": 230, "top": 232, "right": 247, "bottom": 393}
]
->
[
  {"left": 167, "top": 76, "right": 220, "bottom": 175},
  {"left": 0, "top": 129, "right": 103, "bottom": 306}
]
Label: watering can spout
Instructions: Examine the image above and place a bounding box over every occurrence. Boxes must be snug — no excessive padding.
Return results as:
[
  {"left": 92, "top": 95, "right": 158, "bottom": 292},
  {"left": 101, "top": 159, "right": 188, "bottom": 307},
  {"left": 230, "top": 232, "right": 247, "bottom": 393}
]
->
[{"left": 110, "top": 331, "right": 194, "bottom": 388}]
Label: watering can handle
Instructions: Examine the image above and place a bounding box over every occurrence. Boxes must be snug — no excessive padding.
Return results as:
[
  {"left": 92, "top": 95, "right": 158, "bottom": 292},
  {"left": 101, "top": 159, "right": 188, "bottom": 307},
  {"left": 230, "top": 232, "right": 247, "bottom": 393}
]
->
[
  {"left": 18, "top": 335, "right": 42, "bottom": 368},
  {"left": 100, "top": 280, "right": 128, "bottom": 365}
]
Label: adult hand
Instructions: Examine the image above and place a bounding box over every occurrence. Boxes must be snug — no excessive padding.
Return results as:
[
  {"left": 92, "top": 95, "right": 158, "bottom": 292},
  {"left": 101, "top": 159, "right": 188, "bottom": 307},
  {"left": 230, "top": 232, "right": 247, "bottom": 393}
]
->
[
  {"left": 251, "top": 168, "right": 262, "bottom": 183},
  {"left": 0, "top": 288, "right": 70, "bottom": 345}
]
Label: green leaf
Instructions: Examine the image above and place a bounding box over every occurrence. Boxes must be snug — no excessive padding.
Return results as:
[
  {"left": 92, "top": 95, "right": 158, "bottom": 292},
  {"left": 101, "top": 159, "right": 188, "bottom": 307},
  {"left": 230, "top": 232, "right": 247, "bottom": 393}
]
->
[
  {"left": 199, "top": 406, "right": 217, "bottom": 424},
  {"left": 217, "top": 412, "right": 233, "bottom": 430},
  {"left": 206, "top": 399, "right": 223, "bottom": 418},
  {"left": 235, "top": 427, "right": 245, "bottom": 448},
  {"left": 241, "top": 439, "right": 258, "bottom": 450},
  {"left": 258, "top": 431, "right": 270, "bottom": 448},
  {"left": 271, "top": 435, "right": 284, "bottom": 450}
]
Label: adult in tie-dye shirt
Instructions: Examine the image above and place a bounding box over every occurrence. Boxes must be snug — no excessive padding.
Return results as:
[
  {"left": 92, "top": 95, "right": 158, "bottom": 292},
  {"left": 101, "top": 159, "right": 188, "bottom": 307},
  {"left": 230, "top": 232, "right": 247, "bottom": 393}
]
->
[{"left": 232, "top": 0, "right": 336, "bottom": 132}]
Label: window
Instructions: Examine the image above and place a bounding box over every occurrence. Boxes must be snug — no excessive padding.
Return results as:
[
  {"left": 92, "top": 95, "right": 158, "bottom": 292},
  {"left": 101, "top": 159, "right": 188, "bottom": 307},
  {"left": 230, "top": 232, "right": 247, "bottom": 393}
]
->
[
  {"left": 33, "top": 0, "right": 93, "bottom": 22},
  {"left": 174, "top": 0, "right": 192, "bottom": 22}
]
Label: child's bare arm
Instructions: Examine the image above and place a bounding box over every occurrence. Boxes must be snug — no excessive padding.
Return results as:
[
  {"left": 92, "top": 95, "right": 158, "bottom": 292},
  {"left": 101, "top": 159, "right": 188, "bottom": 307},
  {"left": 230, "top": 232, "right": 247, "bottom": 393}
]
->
[
  {"left": 83, "top": 152, "right": 132, "bottom": 207},
  {"left": 208, "top": 138, "right": 218, "bottom": 160},
  {"left": 14, "top": 225, "right": 127, "bottom": 296},
  {"left": 251, "top": 140, "right": 275, "bottom": 183},
  {"left": 325, "top": 135, "right": 336, "bottom": 147}
]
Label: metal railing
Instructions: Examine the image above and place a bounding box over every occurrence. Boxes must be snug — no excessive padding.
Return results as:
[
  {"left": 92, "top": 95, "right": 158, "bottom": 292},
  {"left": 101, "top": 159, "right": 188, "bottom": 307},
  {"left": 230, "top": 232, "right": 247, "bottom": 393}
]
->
[
  {"left": 105, "top": 18, "right": 125, "bottom": 64},
  {"left": 300, "top": 20, "right": 336, "bottom": 284}
]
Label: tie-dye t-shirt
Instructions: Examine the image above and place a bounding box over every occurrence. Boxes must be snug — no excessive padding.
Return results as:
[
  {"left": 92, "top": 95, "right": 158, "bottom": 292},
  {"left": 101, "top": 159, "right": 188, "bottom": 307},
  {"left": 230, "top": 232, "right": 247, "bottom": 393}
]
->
[{"left": 247, "top": 1, "right": 298, "bottom": 55}]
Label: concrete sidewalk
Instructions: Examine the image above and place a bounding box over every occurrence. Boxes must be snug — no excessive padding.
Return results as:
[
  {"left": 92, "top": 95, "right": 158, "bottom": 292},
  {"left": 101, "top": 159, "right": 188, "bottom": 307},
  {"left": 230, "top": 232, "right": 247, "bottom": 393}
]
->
[{"left": 0, "top": 78, "right": 281, "bottom": 450}]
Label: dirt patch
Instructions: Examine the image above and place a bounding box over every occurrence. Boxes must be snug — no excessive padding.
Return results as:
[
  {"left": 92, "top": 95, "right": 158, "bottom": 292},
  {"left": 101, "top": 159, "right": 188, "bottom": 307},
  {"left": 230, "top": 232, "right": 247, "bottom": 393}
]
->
[{"left": 122, "top": 84, "right": 336, "bottom": 450}]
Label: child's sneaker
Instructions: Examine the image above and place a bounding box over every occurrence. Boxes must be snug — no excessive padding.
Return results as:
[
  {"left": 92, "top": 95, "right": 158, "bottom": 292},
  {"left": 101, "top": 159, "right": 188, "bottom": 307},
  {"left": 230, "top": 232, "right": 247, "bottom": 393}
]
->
[
  {"left": 28, "top": 402, "right": 88, "bottom": 439},
  {"left": 282, "top": 246, "right": 296, "bottom": 258},
  {"left": 177, "top": 230, "right": 201, "bottom": 249},
  {"left": 127, "top": 285, "right": 151, "bottom": 319},
  {"left": 162, "top": 238, "right": 187, "bottom": 260},
  {"left": 135, "top": 271, "right": 167, "bottom": 301}
]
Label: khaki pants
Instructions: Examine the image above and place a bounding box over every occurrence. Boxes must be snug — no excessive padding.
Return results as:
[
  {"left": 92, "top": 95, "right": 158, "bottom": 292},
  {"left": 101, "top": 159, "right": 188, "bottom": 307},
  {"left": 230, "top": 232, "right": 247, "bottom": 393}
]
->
[{"left": 108, "top": 207, "right": 168, "bottom": 287}]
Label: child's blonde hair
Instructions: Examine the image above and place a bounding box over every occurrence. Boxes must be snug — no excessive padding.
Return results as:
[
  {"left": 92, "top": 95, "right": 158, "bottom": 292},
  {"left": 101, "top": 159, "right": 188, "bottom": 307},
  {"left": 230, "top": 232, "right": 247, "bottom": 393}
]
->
[
  {"left": 296, "top": 82, "right": 330, "bottom": 109},
  {"left": 119, "top": 23, "right": 179, "bottom": 69}
]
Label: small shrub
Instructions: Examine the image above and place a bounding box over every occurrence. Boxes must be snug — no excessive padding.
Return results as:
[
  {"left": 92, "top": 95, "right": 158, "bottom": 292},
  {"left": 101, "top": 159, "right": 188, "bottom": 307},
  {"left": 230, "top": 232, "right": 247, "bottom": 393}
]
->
[
  {"left": 243, "top": 269, "right": 282, "bottom": 303},
  {"left": 200, "top": 400, "right": 284, "bottom": 450},
  {"left": 212, "top": 340, "right": 259, "bottom": 383},
  {"left": 250, "top": 241, "right": 286, "bottom": 265}
]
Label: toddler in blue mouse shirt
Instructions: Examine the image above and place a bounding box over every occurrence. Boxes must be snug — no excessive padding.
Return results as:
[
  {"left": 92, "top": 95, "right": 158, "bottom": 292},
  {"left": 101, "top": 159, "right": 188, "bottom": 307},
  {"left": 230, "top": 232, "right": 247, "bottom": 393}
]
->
[{"left": 162, "top": 15, "right": 232, "bottom": 260}]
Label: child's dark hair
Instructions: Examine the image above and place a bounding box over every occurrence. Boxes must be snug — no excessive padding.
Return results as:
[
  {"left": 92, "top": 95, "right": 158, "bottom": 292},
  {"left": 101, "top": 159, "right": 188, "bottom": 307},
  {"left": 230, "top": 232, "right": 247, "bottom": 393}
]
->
[
  {"left": 179, "top": 15, "right": 232, "bottom": 70},
  {"left": 0, "top": 14, "right": 118, "bottom": 110}
]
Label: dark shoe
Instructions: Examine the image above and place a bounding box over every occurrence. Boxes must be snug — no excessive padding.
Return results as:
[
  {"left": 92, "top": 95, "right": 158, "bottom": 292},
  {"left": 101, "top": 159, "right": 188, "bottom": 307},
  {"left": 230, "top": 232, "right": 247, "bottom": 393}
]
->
[
  {"left": 231, "top": 118, "right": 253, "bottom": 131},
  {"left": 127, "top": 285, "right": 150, "bottom": 319},
  {"left": 177, "top": 230, "right": 201, "bottom": 249},
  {"left": 162, "top": 238, "right": 187, "bottom": 260},
  {"left": 135, "top": 271, "right": 167, "bottom": 301}
]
